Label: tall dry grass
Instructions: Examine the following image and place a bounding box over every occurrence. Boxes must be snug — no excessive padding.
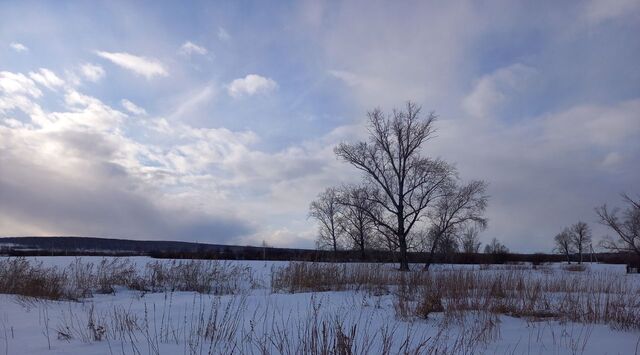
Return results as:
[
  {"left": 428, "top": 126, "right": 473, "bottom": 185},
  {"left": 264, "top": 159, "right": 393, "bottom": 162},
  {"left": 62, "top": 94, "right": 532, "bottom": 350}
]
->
[
  {"left": 272, "top": 262, "right": 640, "bottom": 330},
  {"left": 0, "top": 257, "right": 256, "bottom": 300}
]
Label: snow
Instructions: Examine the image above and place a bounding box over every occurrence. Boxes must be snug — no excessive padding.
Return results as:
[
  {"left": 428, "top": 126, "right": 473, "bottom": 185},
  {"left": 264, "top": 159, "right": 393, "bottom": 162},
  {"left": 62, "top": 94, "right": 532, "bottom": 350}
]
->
[{"left": 0, "top": 257, "right": 638, "bottom": 354}]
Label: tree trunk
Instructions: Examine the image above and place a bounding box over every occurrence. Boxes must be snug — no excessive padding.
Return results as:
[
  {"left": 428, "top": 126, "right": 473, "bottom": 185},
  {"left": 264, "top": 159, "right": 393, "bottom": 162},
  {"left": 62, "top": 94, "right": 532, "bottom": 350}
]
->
[
  {"left": 578, "top": 246, "right": 583, "bottom": 264},
  {"left": 397, "top": 210, "right": 410, "bottom": 271},
  {"left": 424, "top": 242, "right": 438, "bottom": 271},
  {"left": 398, "top": 235, "right": 410, "bottom": 271}
]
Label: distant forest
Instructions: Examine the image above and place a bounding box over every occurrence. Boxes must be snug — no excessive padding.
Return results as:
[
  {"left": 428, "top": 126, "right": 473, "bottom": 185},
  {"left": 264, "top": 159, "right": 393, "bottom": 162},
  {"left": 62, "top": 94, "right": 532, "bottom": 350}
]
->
[{"left": 0, "top": 236, "right": 636, "bottom": 265}]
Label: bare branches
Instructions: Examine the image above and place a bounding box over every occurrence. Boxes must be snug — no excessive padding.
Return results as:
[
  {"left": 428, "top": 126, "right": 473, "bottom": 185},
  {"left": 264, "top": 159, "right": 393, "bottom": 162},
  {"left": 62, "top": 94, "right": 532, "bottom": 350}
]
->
[
  {"left": 337, "top": 185, "right": 378, "bottom": 257},
  {"left": 554, "top": 228, "right": 574, "bottom": 264},
  {"left": 329, "top": 101, "right": 488, "bottom": 270},
  {"left": 423, "top": 180, "right": 489, "bottom": 270},
  {"left": 569, "top": 221, "right": 592, "bottom": 264},
  {"left": 309, "top": 187, "right": 344, "bottom": 253},
  {"left": 596, "top": 194, "right": 640, "bottom": 258},
  {"left": 552, "top": 222, "right": 592, "bottom": 264},
  {"left": 333, "top": 102, "right": 454, "bottom": 271}
]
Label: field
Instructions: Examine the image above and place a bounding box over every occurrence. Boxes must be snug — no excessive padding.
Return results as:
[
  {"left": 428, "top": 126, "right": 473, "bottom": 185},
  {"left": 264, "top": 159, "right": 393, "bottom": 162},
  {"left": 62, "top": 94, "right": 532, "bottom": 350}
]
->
[{"left": 0, "top": 257, "right": 638, "bottom": 354}]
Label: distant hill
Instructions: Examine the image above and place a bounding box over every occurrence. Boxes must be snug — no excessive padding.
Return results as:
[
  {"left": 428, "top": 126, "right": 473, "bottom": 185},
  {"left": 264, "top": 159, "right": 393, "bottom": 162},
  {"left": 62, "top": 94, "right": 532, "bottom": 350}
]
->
[
  {"left": 0, "top": 236, "right": 237, "bottom": 254},
  {"left": 0, "top": 236, "right": 634, "bottom": 264}
]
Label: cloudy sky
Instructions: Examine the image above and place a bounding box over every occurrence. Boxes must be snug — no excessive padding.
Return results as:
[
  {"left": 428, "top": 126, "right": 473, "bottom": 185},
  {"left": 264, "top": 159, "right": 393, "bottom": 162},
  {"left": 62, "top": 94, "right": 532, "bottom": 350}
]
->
[{"left": 1, "top": 0, "right": 639, "bottom": 252}]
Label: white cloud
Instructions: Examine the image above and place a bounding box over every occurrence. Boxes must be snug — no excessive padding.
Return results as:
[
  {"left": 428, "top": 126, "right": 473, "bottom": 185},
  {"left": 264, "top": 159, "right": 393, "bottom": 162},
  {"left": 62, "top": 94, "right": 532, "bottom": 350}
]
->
[
  {"left": 179, "top": 41, "right": 208, "bottom": 56},
  {"left": 170, "top": 85, "right": 216, "bottom": 119},
  {"left": 583, "top": 0, "right": 640, "bottom": 24},
  {"left": 80, "top": 63, "right": 105, "bottom": 82},
  {"left": 601, "top": 151, "right": 623, "bottom": 168},
  {"left": 0, "top": 71, "right": 42, "bottom": 97},
  {"left": 121, "top": 99, "right": 147, "bottom": 115},
  {"left": 227, "top": 74, "right": 278, "bottom": 98},
  {"left": 95, "top": 51, "right": 168, "bottom": 79},
  {"left": 463, "top": 64, "right": 536, "bottom": 118},
  {"left": 28, "top": 68, "right": 65, "bottom": 91},
  {"left": 217, "top": 27, "right": 230, "bottom": 41},
  {"left": 542, "top": 99, "right": 640, "bottom": 148},
  {"left": 9, "top": 42, "right": 28, "bottom": 52}
]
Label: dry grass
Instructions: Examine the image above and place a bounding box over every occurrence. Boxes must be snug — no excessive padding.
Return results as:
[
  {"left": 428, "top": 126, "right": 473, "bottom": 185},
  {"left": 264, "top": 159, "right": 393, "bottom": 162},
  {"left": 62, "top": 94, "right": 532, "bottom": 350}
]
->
[
  {"left": 53, "top": 294, "right": 436, "bottom": 355},
  {"left": 272, "top": 262, "right": 640, "bottom": 330},
  {"left": 0, "top": 257, "right": 256, "bottom": 301},
  {"left": 3, "top": 258, "right": 636, "bottom": 354},
  {"left": 0, "top": 258, "right": 69, "bottom": 300}
]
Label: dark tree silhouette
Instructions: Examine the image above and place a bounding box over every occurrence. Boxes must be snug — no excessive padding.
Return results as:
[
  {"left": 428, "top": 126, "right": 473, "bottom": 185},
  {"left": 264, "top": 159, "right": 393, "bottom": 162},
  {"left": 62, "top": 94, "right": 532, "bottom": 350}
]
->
[
  {"left": 570, "top": 221, "right": 592, "bottom": 264},
  {"left": 335, "top": 102, "right": 454, "bottom": 270},
  {"left": 309, "top": 187, "right": 344, "bottom": 253},
  {"left": 596, "top": 193, "right": 640, "bottom": 259},
  {"left": 423, "top": 180, "right": 488, "bottom": 270},
  {"left": 337, "top": 185, "right": 378, "bottom": 258},
  {"left": 460, "top": 226, "right": 482, "bottom": 254},
  {"left": 484, "top": 238, "right": 509, "bottom": 254},
  {"left": 554, "top": 228, "right": 574, "bottom": 264}
]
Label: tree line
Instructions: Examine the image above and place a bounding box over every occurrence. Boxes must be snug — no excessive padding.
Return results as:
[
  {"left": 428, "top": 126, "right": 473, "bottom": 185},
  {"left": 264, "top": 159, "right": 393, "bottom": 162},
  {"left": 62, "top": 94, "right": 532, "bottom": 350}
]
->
[
  {"left": 554, "top": 194, "right": 640, "bottom": 265},
  {"left": 310, "top": 102, "right": 639, "bottom": 271}
]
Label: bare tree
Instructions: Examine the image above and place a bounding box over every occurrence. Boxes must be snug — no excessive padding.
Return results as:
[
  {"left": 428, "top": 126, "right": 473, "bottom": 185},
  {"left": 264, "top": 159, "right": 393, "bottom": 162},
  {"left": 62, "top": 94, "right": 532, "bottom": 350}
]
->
[
  {"left": 570, "top": 221, "right": 592, "bottom": 264},
  {"left": 309, "top": 187, "right": 344, "bottom": 253},
  {"left": 460, "top": 226, "right": 482, "bottom": 254},
  {"left": 596, "top": 193, "right": 640, "bottom": 259},
  {"left": 423, "top": 180, "right": 489, "bottom": 270},
  {"left": 335, "top": 102, "right": 454, "bottom": 271},
  {"left": 554, "top": 228, "right": 574, "bottom": 264},
  {"left": 338, "top": 185, "right": 378, "bottom": 258},
  {"left": 484, "top": 238, "right": 509, "bottom": 254}
]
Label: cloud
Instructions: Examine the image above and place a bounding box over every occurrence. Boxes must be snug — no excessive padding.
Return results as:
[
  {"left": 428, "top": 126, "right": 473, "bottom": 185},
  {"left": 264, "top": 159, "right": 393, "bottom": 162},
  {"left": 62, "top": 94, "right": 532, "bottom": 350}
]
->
[
  {"left": 0, "top": 71, "right": 255, "bottom": 241},
  {"left": 540, "top": 99, "right": 640, "bottom": 149},
  {"left": 28, "top": 68, "right": 65, "bottom": 91},
  {"left": 9, "top": 42, "right": 28, "bottom": 52},
  {"left": 227, "top": 74, "right": 278, "bottom": 98},
  {"left": 179, "top": 41, "right": 208, "bottom": 56},
  {"left": 121, "top": 99, "right": 146, "bottom": 115},
  {"left": 217, "top": 27, "right": 230, "bottom": 41},
  {"left": 95, "top": 51, "right": 168, "bottom": 79},
  {"left": 0, "top": 66, "right": 349, "bottom": 246},
  {"left": 170, "top": 84, "right": 216, "bottom": 119},
  {"left": 0, "top": 71, "right": 42, "bottom": 98},
  {"left": 583, "top": 0, "right": 640, "bottom": 24},
  {"left": 462, "top": 64, "right": 536, "bottom": 119},
  {"left": 601, "top": 151, "right": 623, "bottom": 168},
  {"left": 80, "top": 63, "right": 105, "bottom": 82}
]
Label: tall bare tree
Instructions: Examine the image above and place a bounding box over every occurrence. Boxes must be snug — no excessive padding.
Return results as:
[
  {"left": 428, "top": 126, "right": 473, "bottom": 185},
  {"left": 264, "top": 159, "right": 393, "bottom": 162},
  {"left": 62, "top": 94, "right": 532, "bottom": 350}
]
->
[
  {"left": 337, "top": 185, "right": 378, "bottom": 258},
  {"left": 596, "top": 193, "right": 640, "bottom": 259},
  {"left": 423, "top": 180, "right": 488, "bottom": 270},
  {"left": 460, "top": 226, "right": 482, "bottom": 254},
  {"left": 335, "top": 102, "right": 454, "bottom": 270},
  {"left": 570, "top": 221, "right": 592, "bottom": 264},
  {"left": 309, "top": 187, "right": 344, "bottom": 253},
  {"left": 554, "top": 228, "right": 574, "bottom": 264}
]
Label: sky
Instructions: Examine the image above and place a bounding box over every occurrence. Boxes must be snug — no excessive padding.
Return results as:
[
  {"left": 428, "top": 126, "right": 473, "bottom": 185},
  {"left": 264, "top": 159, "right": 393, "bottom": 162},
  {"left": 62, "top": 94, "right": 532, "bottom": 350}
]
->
[{"left": 0, "top": 0, "right": 639, "bottom": 252}]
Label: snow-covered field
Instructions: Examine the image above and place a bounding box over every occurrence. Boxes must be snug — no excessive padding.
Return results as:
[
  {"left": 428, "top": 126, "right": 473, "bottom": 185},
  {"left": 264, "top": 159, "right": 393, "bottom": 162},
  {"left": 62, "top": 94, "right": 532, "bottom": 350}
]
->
[{"left": 0, "top": 256, "right": 638, "bottom": 354}]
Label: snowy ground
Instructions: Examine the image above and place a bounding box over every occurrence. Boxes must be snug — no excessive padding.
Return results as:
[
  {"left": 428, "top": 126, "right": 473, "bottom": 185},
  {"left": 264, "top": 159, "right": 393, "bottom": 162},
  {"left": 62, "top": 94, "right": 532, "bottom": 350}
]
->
[{"left": 0, "top": 257, "right": 638, "bottom": 354}]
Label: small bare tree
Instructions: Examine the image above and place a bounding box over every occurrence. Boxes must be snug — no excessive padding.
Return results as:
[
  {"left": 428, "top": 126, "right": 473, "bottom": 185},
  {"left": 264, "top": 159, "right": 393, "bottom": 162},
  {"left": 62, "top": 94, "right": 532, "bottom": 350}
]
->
[
  {"left": 484, "top": 238, "right": 509, "bottom": 254},
  {"left": 309, "top": 187, "right": 344, "bottom": 253},
  {"left": 554, "top": 228, "right": 574, "bottom": 264},
  {"left": 596, "top": 193, "right": 640, "bottom": 259},
  {"left": 423, "top": 180, "right": 488, "bottom": 270},
  {"left": 570, "top": 221, "right": 592, "bottom": 264},
  {"left": 338, "top": 185, "right": 378, "bottom": 258},
  {"left": 460, "top": 226, "right": 482, "bottom": 254},
  {"left": 335, "top": 102, "right": 454, "bottom": 271}
]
